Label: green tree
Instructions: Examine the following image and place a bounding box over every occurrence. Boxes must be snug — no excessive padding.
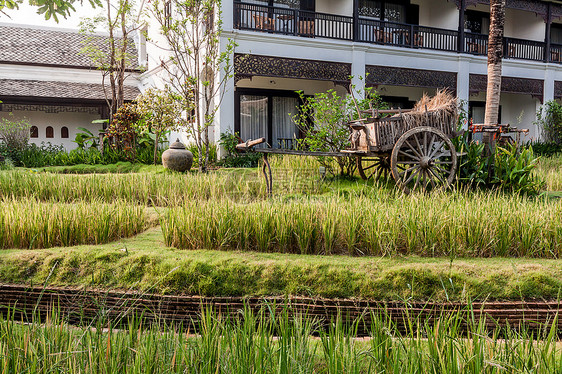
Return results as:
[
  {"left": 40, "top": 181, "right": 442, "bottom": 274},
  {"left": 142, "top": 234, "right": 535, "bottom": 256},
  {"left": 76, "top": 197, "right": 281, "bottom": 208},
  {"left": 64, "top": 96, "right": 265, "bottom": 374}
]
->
[
  {"left": 148, "top": 0, "right": 235, "bottom": 172},
  {"left": 293, "top": 86, "right": 386, "bottom": 177},
  {"left": 80, "top": 0, "right": 143, "bottom": 119},
  {"left": 0, "top": 0, "right": 101, "bottom": 22},
  {"left": 535, "top": 100, "right": 562, "bottom": 144},
  {"left": 136, "top": 88, "right": 181, "bottom": 165}
]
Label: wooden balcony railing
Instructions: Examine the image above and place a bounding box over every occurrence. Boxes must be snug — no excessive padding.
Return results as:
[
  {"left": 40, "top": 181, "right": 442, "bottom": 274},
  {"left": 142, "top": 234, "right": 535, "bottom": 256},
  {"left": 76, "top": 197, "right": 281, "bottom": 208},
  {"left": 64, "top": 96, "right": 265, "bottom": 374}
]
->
[
  {"left": 235, "top": 2, "right": 353, "bottom": 40},
  {"left": 234, "top": 1, "right": 562, "bottom": 64},
  {"left": 356, "top": 18, "right": 458, "bottom": 52}
]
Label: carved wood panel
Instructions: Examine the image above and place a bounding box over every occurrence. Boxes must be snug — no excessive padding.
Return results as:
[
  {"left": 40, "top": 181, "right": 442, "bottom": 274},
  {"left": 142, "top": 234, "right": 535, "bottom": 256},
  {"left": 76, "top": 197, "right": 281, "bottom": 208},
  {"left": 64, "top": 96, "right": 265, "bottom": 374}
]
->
[
  {"left": 469, "top": 74, "right": 543, "bottom": 97},
  {"left": 365, "top": 65, "right": 457, "bottom": 90},
  {"left": 452, "top": 0, "right": 560, "bottom": 22},
  {"left": 234, "top": 54, "right": 352, "bottom": 88}
]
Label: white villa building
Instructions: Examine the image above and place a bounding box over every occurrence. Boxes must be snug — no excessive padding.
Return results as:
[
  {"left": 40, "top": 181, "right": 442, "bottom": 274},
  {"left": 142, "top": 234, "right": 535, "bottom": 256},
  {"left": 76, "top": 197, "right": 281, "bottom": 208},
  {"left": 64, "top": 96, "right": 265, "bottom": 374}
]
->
[
  {"left": 0, "top": 24, "right": 140, "bottom": 149},
  {"left": 5, "top": 0, "right": 562, "bottom": 149}
]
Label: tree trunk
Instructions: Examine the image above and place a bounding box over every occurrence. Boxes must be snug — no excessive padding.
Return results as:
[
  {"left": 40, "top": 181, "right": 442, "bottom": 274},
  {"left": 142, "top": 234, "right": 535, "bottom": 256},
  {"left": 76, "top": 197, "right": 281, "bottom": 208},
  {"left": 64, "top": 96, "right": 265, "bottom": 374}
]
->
[
  {"left": 154, "top": 131, "right": 159, "bottom": 165},
  {"left": 484, "top": 0, "right": 505, "bottom": 179},
  {"left": 484, "top": 0, "right": 505, "bottom": 128}
]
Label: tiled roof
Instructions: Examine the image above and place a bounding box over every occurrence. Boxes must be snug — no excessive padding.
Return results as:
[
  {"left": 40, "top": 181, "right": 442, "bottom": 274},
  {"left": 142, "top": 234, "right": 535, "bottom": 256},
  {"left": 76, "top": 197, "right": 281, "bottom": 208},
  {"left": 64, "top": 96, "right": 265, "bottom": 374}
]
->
[
  {"left": 0, "top": 24, "right": 139, "bottom": 69},
  {"left": 0, "top": 79, "right": 140, "bottom": 101}
]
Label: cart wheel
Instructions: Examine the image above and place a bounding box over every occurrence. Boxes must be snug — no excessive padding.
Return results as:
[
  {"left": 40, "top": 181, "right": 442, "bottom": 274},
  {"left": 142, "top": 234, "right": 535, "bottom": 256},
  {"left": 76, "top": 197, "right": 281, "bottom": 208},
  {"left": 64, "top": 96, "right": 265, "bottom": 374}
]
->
[
  {"left": 391, "top": 126, "right": 457, "bottom": 193},
  {"left": 356, "top": 155, "right": 391, "bottom": 181}
]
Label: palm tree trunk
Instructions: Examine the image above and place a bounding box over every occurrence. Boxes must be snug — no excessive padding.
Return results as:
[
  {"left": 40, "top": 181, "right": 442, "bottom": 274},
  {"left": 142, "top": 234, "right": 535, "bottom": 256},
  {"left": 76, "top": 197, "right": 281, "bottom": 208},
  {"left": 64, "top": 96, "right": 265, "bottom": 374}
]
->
[
  {"left": 484, "top": 0, "right": 505, "bottom": 129},
  {"left": 483, "top": 0, "right": 505, "bottom": 181}
]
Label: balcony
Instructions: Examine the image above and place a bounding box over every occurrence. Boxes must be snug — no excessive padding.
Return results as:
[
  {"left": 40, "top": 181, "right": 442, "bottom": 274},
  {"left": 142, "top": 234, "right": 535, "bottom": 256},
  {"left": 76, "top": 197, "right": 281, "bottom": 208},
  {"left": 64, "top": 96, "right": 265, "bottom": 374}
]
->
[{"left": 233, "top": 2, "right": 559, "bottom": 64}]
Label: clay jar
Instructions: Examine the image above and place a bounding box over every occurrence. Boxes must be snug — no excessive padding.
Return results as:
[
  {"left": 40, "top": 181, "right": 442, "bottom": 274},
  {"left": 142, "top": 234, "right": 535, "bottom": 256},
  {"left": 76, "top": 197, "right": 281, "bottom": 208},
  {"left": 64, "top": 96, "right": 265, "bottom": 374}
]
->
[{"left": 162, "top": 139, "right": 193, "bottom": 172}]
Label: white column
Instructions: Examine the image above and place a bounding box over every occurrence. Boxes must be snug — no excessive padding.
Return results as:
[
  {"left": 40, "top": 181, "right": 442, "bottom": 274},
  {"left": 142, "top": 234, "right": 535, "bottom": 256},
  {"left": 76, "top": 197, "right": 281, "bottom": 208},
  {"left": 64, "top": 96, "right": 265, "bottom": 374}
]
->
[
  {"left": 351, "top": 45, "right": 367, "bottom": 99},
  {"left": 222, "top": 0, "right": 234, "bottom": 31},
  {"left": 456, "top": 57, "right": 470, "bottom": 129},
  {"left": 544, "top": 68, "right": 555, "bottom": 103},
  {"left": 215, "top": 35, "right": 236, "bottom": 158}
]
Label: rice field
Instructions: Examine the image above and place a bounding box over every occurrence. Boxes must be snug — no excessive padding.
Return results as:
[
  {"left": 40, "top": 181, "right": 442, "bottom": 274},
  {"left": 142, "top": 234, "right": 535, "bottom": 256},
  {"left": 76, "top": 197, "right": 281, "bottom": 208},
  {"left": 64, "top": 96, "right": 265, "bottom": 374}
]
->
[
  {"left": 0, "top": 169, "right": 265, "bottom": 205},
  {"left": 0, "top": 198, "right": 147, "bottom": 249},
  {"left": 2, "top": 157, "right": 562, "bottom": 371},
  {"left": 161, "top": 190, "right": 562, "bottom": 258},
  {"left": 1, "top": 305, "right": 562, "bottom": 373},
  {"left": 2, "top": 154, "right": 562, "bottom": 258}
]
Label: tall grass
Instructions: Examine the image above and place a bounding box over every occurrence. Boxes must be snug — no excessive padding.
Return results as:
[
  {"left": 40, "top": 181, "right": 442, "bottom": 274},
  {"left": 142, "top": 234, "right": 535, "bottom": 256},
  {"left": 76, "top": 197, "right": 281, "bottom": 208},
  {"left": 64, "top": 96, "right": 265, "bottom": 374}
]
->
[
  {"left": 1, "top": 305, "right": 562, "bottom": 373},
  {"left": 0, "top": 169, "right": 266, "bottom": 205},
  {"left": 536, "top": 156, "right": 562, "bottom": 191},
  {"left": 0, "top": 198, "right": 147, "bottom": 249},
  {"left": 162, "top": 190, "right": 562, "bottom": 258},
  {"left": 0, "top": 155, "right": 333, "bottom": 205}
]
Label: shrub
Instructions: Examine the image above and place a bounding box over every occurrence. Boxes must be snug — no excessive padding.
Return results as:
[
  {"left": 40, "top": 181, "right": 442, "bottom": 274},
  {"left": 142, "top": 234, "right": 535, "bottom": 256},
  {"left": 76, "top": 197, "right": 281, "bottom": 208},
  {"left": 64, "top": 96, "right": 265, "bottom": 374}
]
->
[
  {"left": 293, "top": 87, "right": 387, "bottom": 177},
  {"left": 0, "top": 114, "right": 30, "bottom": 163},
  {"left": 492, "top": 144, "right": 544, "bottom": 194},
  {"left": 535, "top": 100, "right": 562, "bottom": 144},
  {"left": 0, "top": 157, "right": 14, "bottom": 171},
  {"left": 187, "top": 142, "right": 217, "bottom": 168},
  {"left": 12, "top": 142, "right": 160, "bottom": 168},
  {"left": 455, "top": 133, "right": 544, "bottom": 195},
  {"left": 218, "top": 131, "right": 261, "bottom": 168},
  {"left": 527, "top": 140, "right": 562, "bottom": 157},
  {"left": 136, "top": 88, "right": 180, "bottom": 164},
  {"left": 104, "top": 103, "right": 142, "bottom": 160}
]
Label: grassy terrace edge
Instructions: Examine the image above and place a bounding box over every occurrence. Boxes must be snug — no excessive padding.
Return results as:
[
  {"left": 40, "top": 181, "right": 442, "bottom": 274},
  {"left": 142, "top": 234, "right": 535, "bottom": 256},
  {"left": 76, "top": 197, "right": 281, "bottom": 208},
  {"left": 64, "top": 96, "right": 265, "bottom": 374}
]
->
[{"left": 3, "top": 228, "right": 562, "bottom": 302}]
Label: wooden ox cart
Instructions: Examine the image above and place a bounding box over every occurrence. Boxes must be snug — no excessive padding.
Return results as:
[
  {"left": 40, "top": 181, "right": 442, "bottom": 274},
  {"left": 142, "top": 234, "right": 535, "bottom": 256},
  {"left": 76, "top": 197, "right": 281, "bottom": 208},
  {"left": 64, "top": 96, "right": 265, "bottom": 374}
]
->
[
  {"left": 237, "top": 93, "right": 461, "bottom": 194},
  {"left": 344, "top": 104, "right": 459, "bottom": 193}
]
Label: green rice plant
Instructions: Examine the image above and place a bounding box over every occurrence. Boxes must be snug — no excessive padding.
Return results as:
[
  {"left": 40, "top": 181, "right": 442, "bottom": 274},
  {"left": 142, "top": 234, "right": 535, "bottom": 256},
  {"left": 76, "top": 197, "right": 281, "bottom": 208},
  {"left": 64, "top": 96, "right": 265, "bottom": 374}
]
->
[
  {"left": 0, "top": 169, "right": 267, "bottom": 205},
  {"left": 3, "top": 303, "right": 562, "bottom": 373},
  {"left": 162, "top": 190, "right": 562, "bottom": 258},
  {"left": 536, "top": 155, "right": 562, "bottom": 191},
  {"left": 0, "top": 198, "right": 147, "bottom": 249}
]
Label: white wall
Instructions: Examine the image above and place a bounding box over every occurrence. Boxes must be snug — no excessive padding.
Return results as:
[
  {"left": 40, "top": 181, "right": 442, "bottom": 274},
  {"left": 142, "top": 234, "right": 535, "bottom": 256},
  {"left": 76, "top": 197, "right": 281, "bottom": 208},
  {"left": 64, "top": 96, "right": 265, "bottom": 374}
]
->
[
  {"left": 0, "top": 109, "right": 103, "bottom": 150},
  {"left": 0, "top": 64, "right": 138, "bottom": 88},
  {"left": 415, "top": 0, "right": 458, "bottom": 30},
  {"left": 470, "top": 92, "right": 540, "bottom": 141},
  {"left": 505, "top": 9, "right": 545, "bottom": 42},
  {"left": 316, "top": 0, "right": 353, "bottom": 17},
  {"left": 500, "top": 94, "right": 541, "bottom": 141}
]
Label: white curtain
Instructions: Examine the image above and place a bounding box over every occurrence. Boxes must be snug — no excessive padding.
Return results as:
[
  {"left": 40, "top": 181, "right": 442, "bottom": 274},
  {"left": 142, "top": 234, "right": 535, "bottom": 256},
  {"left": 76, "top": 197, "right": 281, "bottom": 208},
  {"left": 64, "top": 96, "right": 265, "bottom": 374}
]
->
[
  {"left": 272, "top": 96, "right": 299, "bottom": 149},
  {"left": 240, "top": 95, "right": 268, "bottom": 145}
]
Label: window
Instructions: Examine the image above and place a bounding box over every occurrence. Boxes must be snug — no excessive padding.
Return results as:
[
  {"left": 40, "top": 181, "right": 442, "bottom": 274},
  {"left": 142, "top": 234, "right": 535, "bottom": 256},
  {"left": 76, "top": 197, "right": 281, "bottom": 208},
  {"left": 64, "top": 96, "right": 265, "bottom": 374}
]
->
[
  {"left": 204, "top": 8, "right": 214, "bottom": 32},
  {"left": 358, "top": 0, "right": 408, "bottom": 23},
  {"left": 30, "top": 126, "right": 38, "bottom": 138},
  {"left": 61, "top": 126, "right": 69, "bottom": 139},
  {"left": 465, "top": 10, "right": 490, "bottom": 34},
  {"left": 551, "top": 24, "right": 562, "bottom": 44},
  {"left": 235, "top": 89, "right": 302, "bottom": 149},
  {"left": 359, "top": 0, "right": 382, "bottom": 19},
  {"left": 46, "top": 126, "right": 54, "bottom": 138}
]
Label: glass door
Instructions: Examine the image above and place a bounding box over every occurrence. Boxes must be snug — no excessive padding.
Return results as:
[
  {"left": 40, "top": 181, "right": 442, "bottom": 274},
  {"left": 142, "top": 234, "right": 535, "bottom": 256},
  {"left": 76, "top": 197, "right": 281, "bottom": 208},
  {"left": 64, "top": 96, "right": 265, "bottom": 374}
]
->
[
  {"left": 272, "top": 96, "right": 299, "bottom": 149},
  {"left": 237, "top": 90, "right": 302, "bottom": 149},
  {"left": 240, "top": 95, "right": 268, "bottom": 146}
]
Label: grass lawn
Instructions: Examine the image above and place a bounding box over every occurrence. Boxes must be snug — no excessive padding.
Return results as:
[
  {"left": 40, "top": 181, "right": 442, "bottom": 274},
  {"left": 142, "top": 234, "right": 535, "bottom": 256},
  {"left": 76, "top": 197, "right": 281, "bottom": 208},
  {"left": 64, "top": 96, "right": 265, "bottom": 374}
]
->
[
  {"left": 3, "top": 226, "right": 562, "bottom": 302},
  {"left": 2, "top": 155, "right": 562, "bottom": 302}
]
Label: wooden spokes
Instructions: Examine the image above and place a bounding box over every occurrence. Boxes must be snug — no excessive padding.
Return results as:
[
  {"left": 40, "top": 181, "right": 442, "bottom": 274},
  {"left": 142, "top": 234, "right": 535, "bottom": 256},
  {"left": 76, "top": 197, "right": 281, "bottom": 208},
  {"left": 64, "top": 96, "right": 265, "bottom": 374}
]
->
[
  {"left": 390, "top": 127, "right": 457, "bottom": 193},
  {"left": 356, "top": 155, "right": 391, "bottom": 181}
]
